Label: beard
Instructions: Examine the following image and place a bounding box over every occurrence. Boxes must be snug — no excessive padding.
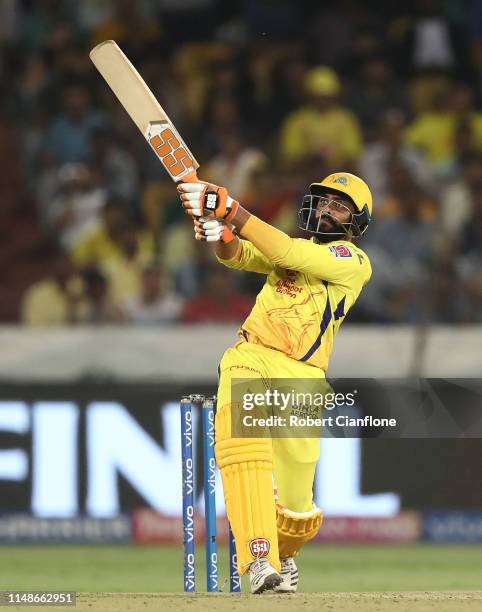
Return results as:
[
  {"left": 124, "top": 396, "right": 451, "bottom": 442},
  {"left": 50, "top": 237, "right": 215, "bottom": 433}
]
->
[{"left": 314, "top": 213, "right": 347, "bottom": 243}]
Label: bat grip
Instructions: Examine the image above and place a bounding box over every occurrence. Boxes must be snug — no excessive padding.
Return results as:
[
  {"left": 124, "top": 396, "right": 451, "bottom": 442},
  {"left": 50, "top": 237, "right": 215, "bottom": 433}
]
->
[{"left": 178, "top": 170, "right": 198, "bottom": 183}]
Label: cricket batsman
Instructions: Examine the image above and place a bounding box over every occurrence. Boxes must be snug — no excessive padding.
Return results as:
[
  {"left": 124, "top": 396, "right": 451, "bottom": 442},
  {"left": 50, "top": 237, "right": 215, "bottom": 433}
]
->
[{"left": 178, "top": 172, "right": 372, "bottom": 593}]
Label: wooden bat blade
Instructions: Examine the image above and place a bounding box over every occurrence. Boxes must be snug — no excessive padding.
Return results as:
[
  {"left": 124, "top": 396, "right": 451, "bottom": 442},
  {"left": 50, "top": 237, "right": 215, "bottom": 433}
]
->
[{"left": 90, "top": 40, "right": 198, "bottom": 182}]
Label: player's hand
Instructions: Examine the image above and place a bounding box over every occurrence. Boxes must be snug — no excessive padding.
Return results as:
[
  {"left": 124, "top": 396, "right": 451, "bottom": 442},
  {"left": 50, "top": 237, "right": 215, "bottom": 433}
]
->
[
  {"left": 193, "top": 218, "right": 236, "bottom": 243},
  {"left": 177, "top": 181, "right": 239, "bottom": 221}
]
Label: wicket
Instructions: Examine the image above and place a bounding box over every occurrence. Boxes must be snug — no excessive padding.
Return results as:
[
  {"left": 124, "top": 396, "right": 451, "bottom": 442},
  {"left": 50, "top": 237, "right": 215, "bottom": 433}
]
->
[{"left": 181, "top": 394, "right": 241, "bottom": 593}]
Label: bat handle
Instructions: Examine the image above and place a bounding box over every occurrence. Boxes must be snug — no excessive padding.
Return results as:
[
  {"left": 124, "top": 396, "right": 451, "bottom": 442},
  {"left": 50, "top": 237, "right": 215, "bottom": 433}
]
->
[{"left": 178, "top": 170, "right": 198, "bottom": 183}]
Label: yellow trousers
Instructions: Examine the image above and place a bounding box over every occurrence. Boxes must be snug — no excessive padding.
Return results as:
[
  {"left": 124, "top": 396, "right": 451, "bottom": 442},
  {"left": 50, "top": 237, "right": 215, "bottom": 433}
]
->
[{"left": 215, "top": 340, "right": 323, "bottom": 574}]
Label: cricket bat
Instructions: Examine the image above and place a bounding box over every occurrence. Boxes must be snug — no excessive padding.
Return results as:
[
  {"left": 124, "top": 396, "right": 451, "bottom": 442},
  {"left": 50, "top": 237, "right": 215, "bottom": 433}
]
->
[{"left": 89, "top": 40, "right": 199, "bottom": 183}]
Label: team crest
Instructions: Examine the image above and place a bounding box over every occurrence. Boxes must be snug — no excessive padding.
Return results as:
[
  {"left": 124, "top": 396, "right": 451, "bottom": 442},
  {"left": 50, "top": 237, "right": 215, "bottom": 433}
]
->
[
  {"left": 249, "top": 538, "right": 270, "bottom": 557},
  {"left": 329, "top": 244, "right": 352, "bottom": 258},
  {"left": 332, "top": 176, "right": 348, "bottom": 186}
]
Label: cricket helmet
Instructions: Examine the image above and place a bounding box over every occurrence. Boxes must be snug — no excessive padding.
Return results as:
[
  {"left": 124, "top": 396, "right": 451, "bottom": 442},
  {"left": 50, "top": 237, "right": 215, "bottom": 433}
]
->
[{"left": 299, "top": 172, "right": 373, "bottom": 238}]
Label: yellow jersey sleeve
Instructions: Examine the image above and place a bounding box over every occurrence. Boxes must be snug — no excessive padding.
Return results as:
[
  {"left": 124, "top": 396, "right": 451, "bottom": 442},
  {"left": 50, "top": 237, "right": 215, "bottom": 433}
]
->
[
  {"left": 240, "top": 215, "right": 371, "bottom": 288},
  {"left": 216, "top": 239, "right": 275, "bottom": 275}
]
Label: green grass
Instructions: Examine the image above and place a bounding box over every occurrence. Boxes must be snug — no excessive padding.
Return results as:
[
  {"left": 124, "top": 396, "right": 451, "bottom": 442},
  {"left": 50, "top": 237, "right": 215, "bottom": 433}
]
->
[{"left": 0, "top": 544, "right": 480, "bottom": 593}]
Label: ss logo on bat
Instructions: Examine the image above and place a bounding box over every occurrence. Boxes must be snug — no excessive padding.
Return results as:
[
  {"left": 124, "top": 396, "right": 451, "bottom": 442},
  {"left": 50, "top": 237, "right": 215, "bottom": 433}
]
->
[{"left": 148, "top": 125, "right": 194, "bottom": 179}]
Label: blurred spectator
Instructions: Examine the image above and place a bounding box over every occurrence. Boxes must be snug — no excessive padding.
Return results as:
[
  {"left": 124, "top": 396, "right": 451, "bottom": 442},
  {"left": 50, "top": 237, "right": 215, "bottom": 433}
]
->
[
  {"left": 172, "top": 43, "right": 237, "bottom": 127},
  {"left": 360, "top": 109, "right": 434, "bottom": 204},
  {"left": 238, "top": 155, "right": 334, "bottom": 260},
  {"left": 161, "top": 217, "right": 212, "bottom": 298},
  {"left": 134, "top": 56, "right": 185, "bottom": 130},
  {"left": 42, "top": 83, "right": 106, "bottom": 164},
  {"left": 53, "top": 44, "right": 96, "bottom": 85},
  {"left": 348, "top": 56, "right": 407, "bottom": 141},
  {"left": 412, "top": 0, "right": 457, "bottom": 70},
  {"left": 20, "top": 104, "right": 52, "bottom": 195},
  {"left": 74, "top": 0, "right": 115, "bottom": 33},
  {"left": 72, "top": 197, "right": 127, "bottom": 266},
  {"left": 91, "top": 0, "right": 160, "bottom": 49},
  {"left": 0, "top": 0, "right": 17, "bottom": 43},
  {"left": 440, "top": 153, "right": 482, "bottom": 241},
  {"left": 444, "top": 119, "right": 480, "bottom": 180},
  {"left": 455, "top": 192, "right": 482, "bottom": 321},
  {"left": 16, "top": 55, "right": 51, "bottom": 116},
  {"left": 280, "top": 66, "right": 362, "bottom": 167},
  {"left": 207, "top": 59, "right": 255, "bottom": 121},
  {"left": 21, "top": 250, "right": 87, "bottom": 325},
  {"left": 0, "top": 106, "right": 21, "bottom": 206},
  {"left": 46, "top": 162, "right": 107, "bottom": 249},
  {"left": 182, "top": 265, "right": 253, "bottom": 324},
  {"left": 18, "top": 0, "right": 79, "bottom": 52},
  {"left": 201, "top": 95, "right": 246, "bottom": 158},
  {"left": 90, "top": 127, "right": 139, "bottom": 208},
  {"left": 373, "top": 160, "right": 436, "bottom": 222},
  {"left": 405, "top": 83, "right": 482, "bottom": 176},
  {"left": 426, "top": 257, "right": 463, "bottom": 323},
  {"left": 206, "top": 132, "right": 266, "bottom": 201},
  {"left": 243, "top": 162, "right": 302, "bottom": 234},
  {"left": 304, "top": 2, "right": 371, "bottom": 69},
  {"left": 347, "top": 22, "right": 387, "bottom": 74},
  {"left": 122, "top": 263, "right": 183, "bottom": 325},
  {"left": 470, "top": 0, "right": 482, "bottom": 99},
  {"left": 362, "top": 183, "right": 436, "bottom": 322},
  {"left": 81, "top": 266, "right": 124, "bottom": 324},
  {"left": 269, "top": 55, "right": 307, "bottom": 124},
  {"left": 388, "top": 0, "right": 468, "bottom": 75},
  {"left": 100, "top": 224, "right": 154, "bottom": 302}
]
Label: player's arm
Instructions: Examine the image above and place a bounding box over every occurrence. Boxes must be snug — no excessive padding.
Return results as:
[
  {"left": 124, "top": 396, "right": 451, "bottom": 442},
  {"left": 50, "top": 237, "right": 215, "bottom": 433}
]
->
[
  {"left": 193, "top": 217, "right": 274, "bottom": 274},
  {"left": 234, "top": 212, "right": 366, "bottom": 284},
  {"left": 215, "top": 234, "right": 240, "bottom": 260},
  {"left": 178, "top": 182, "right": 365, "bottom": 283},
  {"left": 217, "top": 238, "right": 275, "bottom": 274}
]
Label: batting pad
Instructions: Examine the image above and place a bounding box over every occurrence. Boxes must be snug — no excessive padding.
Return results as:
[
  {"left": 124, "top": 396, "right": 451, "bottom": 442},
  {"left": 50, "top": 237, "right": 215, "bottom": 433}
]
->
[
  {"left": 276, "top": 503, "right": 323, "bottom": 558},
  {"left": 215, "top": 407, "right": 280, "bottom": 575}
]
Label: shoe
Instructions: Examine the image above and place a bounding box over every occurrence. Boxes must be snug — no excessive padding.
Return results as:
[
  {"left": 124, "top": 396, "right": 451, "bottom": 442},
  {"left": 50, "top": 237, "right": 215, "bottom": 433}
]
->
[
  {"left": 248, "top": 558, "right": 283, "bottom": 594},
  {"left": 273, "top": 557, "right": 298, "bottom": 593}
]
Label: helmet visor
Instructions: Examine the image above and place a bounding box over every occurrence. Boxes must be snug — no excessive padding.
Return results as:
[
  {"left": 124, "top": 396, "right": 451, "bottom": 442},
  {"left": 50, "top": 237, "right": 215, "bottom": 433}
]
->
[{"left": 298, "top": 194, "right": 370, "bottom": 238}]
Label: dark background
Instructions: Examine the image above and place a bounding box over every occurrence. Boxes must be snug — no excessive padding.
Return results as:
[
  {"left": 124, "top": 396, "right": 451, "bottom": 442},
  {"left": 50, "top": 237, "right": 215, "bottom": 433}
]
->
[{"left": 0, "top": 382, "right": 480, "bottom": 512}]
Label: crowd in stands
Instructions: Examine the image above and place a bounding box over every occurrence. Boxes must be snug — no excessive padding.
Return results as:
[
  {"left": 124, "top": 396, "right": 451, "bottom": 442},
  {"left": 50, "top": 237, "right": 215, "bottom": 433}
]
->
[{"left": 1, "top": 0, "right": 482, "bottom": 325}]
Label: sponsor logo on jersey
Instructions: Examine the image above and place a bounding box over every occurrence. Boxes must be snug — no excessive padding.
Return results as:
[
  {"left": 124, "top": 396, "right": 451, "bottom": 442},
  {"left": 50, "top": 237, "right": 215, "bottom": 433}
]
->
[
  {"left": 249, "top": 538, "right": 270, "bottom": 557},
  {"left": 276, "top": 277, "right": 303, "bottom": 297},
  {"left": 329, "top": 244, "right": 352, "bottom": 258}
]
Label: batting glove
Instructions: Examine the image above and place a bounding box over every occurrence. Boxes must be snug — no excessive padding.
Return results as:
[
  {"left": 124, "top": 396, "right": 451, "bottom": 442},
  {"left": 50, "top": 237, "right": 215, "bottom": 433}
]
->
[
  {"left": 178, "top": 181, "right": 239, "bottom": 221},
  {"left": 193, "top": 218, "right": 236, "bottom": 243}
]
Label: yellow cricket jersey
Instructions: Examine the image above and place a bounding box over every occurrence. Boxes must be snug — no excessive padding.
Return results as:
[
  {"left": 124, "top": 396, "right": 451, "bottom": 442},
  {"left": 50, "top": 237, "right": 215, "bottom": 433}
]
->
[
  {"left": 280, "top": 107, "right": 362, "bottom": 165},
  {"left": 217, "top": 216, "right": 371, "bottom": 372}
]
